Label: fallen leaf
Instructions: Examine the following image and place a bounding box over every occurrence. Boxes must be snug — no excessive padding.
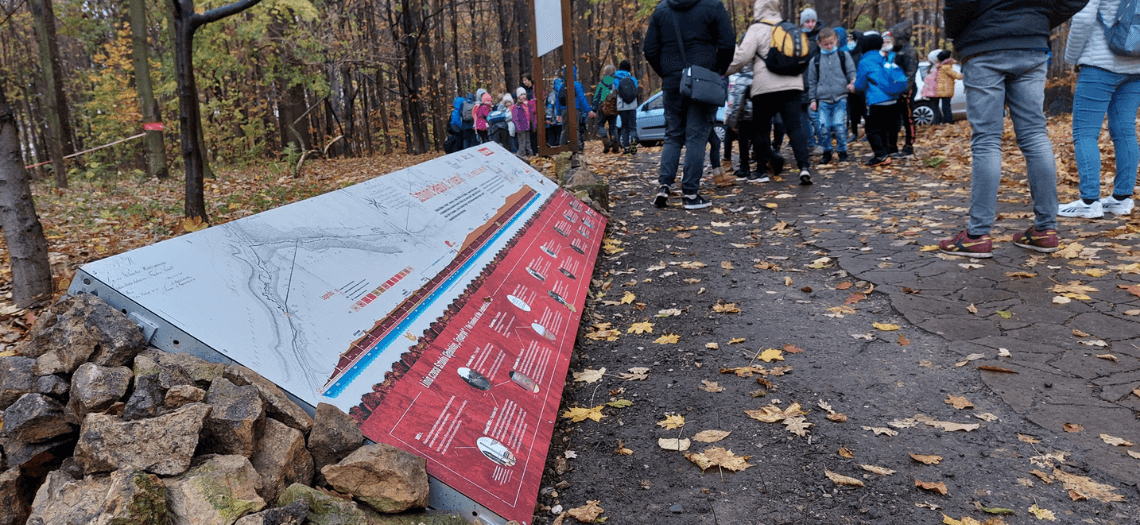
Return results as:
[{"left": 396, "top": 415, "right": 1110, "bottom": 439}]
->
[
  {"left": 701, "top": 380, "right": 725, "bottom": 393},
  {"left": 758, "top": 348, "right": 784, "bottom": 362},
  {"left": 836, "top": 282, "right": 853, "bottom": 290},
  {"left": 863, "top": 426, "right": 898, "bottom": 436},
  {"left": 784, "top": 276, "right": 793, "bottom": 286},
  {"left": 977, "top": 365, "right": 1018, "bottom": 374},
  {"left": 1018, "top": 434, "right": 1042, "bottom": 444},
  {"left": 825, "top": 469, "right": 865, "bottom": 487},
  {"left": 728, "top": 337, "right": 746, "bottom": 344},
  {"left": 679, "top": 261, "right": 707, "bottom": 269},
  {"left": 1072, "top": 328, "right": 1091, "bottom": 337},
  {"left": 1128, "top": 450, "right": 1140, "bottom": 460},
  {"left": 1096, "top": 354, "right": 1119, "bottom": 362},
  {"left": 966, "top": 303, "right": 979, "bottom": 314},
  {"left": 620, "top": 291, "right": 636, "bottom": 304},
  {"left": 975, "top": 412, "right": 997, "bottom": 421},
  {"left": 861, "top": 464, "right": 895, "bottom": 475},
  {"left": 898, "top": 334, "right": 911, "bottom": 346},
  {"left": 827, "top": 412, "right": 848, "bottom": 422},
  {"left": 1100, "top": 433, "right": 1133, "bottom": 446},
  {"left": 627, "top": 321, "right": 654, "bottom": 334},
  {"left": 567, "top": 500, "right": 604, "bottom": 523},
  {"left": 1006, "top": 271, "right": 1037, "bottom": 278},
  {"left": 721, "top": 261, "right": 734, "bottom": 270},
  {"left": 656, "top": 308, "right": 683, "bottom": 317},
  {"left": 692, "top": 430, "right": 730, "bottom": 443},
  {"left": 1027, "top": 504, "right": 1056, "bottom": 520},
  {"left": 995, "top": 310, "right": 1012, "bottom": 319},
  {"left": 941, "top": 515, "right": 982, "bottom": 525},
  {"left": 573, "top": 368, "right": 606, "bottom": 383},
  {"left": 783, "top": 344, "right": 804, "bottom": 354},
  {"left": 955, "top": 353, "right": 985, "bottom": 367},
  {"left": 915, "top": 479, "right": 948, "bottom": 495},
  {"left": 705, "top": 342, "right": 719, "bottom": 349},
  {"left": 562, "top": 406, "right": 604, "bottom": 422},
  {"left": 873, "top": 322, "right": 900, "bottom": 331},
  {"left": 838, "top": 447, "right": 854, "bottom": 458},
  {"left": 685, "top": 446, "right": 752, "bottom": 472},
  {"left": 620, "top": 367, "right": 650, "bottom": 380},
  {"left": 783, "top": 416, "right": 812, "bottom": 436},
  {"left": 910, "top": 453, "right": 943, "bottom": 465},
  {"left": 1052, "top": 468, "right": 1125, "bottom": 502},
  {"left": 606, "top": 399, "right": 632, "bottom": 408},
  {"left": 712, "top": 301, "right": 741, "bottom": 313},
  {"left": 657, "top": 438, "right": 691, "bottom": 451},
  {"left": 973, "top": 502, "right": 1014, "bottom": 515},
  {"left": 658, "top": 414, "right": 685, "bottom": 429},
  {"left": 945, "top": 394, "right": 974, "bottom": 409},
  {"left": 845, "top": 292, "right": 867, "bottom": 305},
  {"left": 614, "top": 440, "right": 633, "bottom": 456},
  {"left": 653, "top": 334, "right": 680, "bottom": 344}
]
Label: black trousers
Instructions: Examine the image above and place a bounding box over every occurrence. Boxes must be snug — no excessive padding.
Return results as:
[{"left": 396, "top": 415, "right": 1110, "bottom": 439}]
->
[
  {"left": 866, "top": 103, "right": 901, "bottom": 159},
  {"left": 750, "top": 90, "right": 810, "bottom": 171}
]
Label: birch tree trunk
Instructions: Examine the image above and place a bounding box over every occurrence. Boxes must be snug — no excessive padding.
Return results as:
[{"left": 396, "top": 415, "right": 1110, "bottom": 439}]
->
[
  {"left": 0, "top": 85, "right": 52, "bottom": 308},
  {"left": 131, "top": 0, "right": 168, "bottom": 179}
]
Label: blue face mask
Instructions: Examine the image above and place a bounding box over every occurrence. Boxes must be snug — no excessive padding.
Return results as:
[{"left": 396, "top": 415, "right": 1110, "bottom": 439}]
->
[
  {"left": 845, "top": 42, "right": 856, "bottom": 51},
  {"left": 822, "top": 46, "right": 837, "bottom": 55}
]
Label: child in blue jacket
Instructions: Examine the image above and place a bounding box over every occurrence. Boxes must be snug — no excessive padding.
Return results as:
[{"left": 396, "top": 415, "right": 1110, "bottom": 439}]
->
[{"left": 853, "top": 33, "right": 899, "bottom": 166}]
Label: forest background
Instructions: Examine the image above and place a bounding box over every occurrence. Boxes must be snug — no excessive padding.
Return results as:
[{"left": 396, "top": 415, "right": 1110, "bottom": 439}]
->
[{"left": 4, "top": 0, "right": 1075, "bottom": 178}]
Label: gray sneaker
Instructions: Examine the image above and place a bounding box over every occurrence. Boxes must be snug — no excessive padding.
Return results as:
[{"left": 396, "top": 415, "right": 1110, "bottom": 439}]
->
[
  {"left": 682, "top": 194, "right": 711, "bottom": 210},
  {"left": 1100, "top": 196, "right": 1135, "bottom": 216},
  {"left": 654, "top": 185, "right": 673, "bottom": 208}
]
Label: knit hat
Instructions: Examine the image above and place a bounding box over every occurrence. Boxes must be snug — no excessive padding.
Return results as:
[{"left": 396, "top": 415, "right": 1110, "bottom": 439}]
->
[
  {"left": 516, "top": 87, "right": 527, "bottom": 98},
  {"left": 800, "top": 8, "right": 817, "bottom": 25},
  {"left": 937, "top": 50, "right": 952, "bottom": 62},
  {"left": 928, "top": 49, "right": 941, "bottom": 63},
  {"left": 501, "top": 93, "right": 514, "bottom": 105}
]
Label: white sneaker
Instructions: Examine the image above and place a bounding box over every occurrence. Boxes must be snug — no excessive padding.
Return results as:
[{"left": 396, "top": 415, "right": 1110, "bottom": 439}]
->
[
  {"left": 1100, "top": 196, "right": 1135, "bottom": 216},
  {"left": 1058, "top": 199, "right": 1104, "bottom": 219}
]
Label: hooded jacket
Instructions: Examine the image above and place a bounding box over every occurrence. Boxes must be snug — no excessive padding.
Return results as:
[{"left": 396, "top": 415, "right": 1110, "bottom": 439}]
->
[
  {"left": 449, "top": 97, "right": 465, "bottom": 133},
  {"left": 808, "top": 48, "right": 856, "bottom": 103},
  {"left": 613, "top": 70, "right": 640, "bottom": 111},
  {"left": 1065, "top": 0, "right": 1140, "bottom": 73},
  {"left": 854, "top": 34, "right": 902, "bottom": 106},
  {"left": 935, "top": 60, "right": 963, "bottom": 98},
  {"left": 945, "top": 0, "right": 1087, "bottom": 60},
  {"left": 643, "top": 0, "right": 735, "bottom": 91},
  {"left": 727, "top": 0, "right": 805, "bottom": 96}
]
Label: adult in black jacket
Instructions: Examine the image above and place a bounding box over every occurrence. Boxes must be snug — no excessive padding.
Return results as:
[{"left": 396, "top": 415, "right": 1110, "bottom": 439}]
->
[
  {"left": 847, "top": 30, "right": 867, "bottom": 140},
  {"left": 937, "top": 0, "right": 1087, "bottom": 258},
  {"left": 644, "top": 0, "right": 735, "bottom": 210}
]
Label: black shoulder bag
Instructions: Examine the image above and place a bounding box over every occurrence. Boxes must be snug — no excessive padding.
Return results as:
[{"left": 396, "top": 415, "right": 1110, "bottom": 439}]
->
[{"left": 670, "top": 7, "right": 727, "bottom": 106}]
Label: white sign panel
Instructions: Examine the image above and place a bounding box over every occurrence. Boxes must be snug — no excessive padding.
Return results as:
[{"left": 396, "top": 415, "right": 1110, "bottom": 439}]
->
[{"left": 534, "top": 0, "right": 563, "bottom": 57}]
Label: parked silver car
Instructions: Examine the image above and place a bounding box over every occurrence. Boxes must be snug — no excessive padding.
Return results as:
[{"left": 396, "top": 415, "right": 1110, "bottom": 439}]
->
[
  {"left": 635, "top": 91, "right": 726, "bottom": 147},
  {"left": 912, "top": 61, "right": 966, "bottom": 125}
]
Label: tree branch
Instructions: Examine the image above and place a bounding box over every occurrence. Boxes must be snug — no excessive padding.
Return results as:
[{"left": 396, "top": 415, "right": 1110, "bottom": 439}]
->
[{"left": 193, "top": 0, "right": 263, "bottom": 28}]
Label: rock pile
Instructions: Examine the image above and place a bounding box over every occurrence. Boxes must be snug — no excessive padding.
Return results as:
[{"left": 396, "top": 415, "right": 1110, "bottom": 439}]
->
[{"left": 0, "top": 294, "right": 467, "bottom": 525}]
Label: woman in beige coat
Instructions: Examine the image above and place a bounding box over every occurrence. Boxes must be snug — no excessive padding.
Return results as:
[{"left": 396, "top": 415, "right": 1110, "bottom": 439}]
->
[{"left": 726, "top": 0, "right": 813, "bottom": 185}]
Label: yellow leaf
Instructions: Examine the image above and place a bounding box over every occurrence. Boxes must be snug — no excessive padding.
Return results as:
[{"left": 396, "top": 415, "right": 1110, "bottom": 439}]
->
[
  {"left": 181, "top": 216, "right": 209, "bottom": 232},
  {"left": 945, "top": 394, "right": 974, "bottom": 409},
  {"left": 712, "top": 301, "right": 741, "bottom": 313},
  {"left": 679, "top": 261, "right": 707, "bottom": 269},
  {"left": 1018, "top": 434, "right": 1042, "bottom": 444},
  {"left": 728, "top": 337, "right": 746, "bottom": 344},
  {"left": 692, "top": 430, "right": 731, "bottom": 443},
  {"left": 861, "top": 464, "right": 895, "bottom": 475},
  {"left": 657, "top": 438, "right": 691, "bottom": 451},
  {"left": 658, "top": 414, "right": 685, "bottom": 429},
  {"left": 910, "top": 453, "right": 943, "bottom": 465},
  {"left": 620, "top": 291, "right": 635, "bottom": 304},
  {"left": 685, "top": 446, "right": 753, "bottom": 472},
  {"left": 784, "top": 276, "right": 793, "bottom": 286},
  {"left": 627, "top": 321, "right": 654, "bottom": 334},
  {"left": 765, "top": 202, "right": 778, "bottom": 209},
  {"left": 758, "top": 348, "right": 784, "bottom": 362},
  {"left": 705, "top": 342, "right": 719, "bottom": 349},
  {"left": 915, "top": 479, "right": 948, "bottom": 495},
  {"left": 1100, "top": 433, "right": 1133, "bottom": 446},
  {"left": 701, "top": 380, "right": 725, "bottom": 392},
  {"left": 654, "top": 333, "right": 680, "bottom": 344},
  {"left": 920, "top": 245, "right": 940, "bottom": 252},
  {"left": 1027, "top": 504, "right": 1056, "bottom": 520},
  {"left": 721, "top": 261, "right": 734, "bottom": 270},
  {"left": 573, "top": 368, "right": 606, "bottom": 383},
  {"left": 873, "top": 322, "right": 900, "bottom": 331},
  {"left": 562, "top": 405, "right": 604, "bottom": 422},
  {"left": 824, "top": 469, "right": 864, "bottom": 487},
  {"left": 620, "top": 367, "right": 650, "bottom": 380},
  {"left": 567, "top": 500, "right": 604, "bottom": 523}
]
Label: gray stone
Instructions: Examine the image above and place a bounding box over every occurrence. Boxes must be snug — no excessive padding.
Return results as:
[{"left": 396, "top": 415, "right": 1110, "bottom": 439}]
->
[
  {"left": 3, "top": 393, "right": 73, "bottom": 443},
  {"left": 308, "top": 402, "right": 363, "bottom": 485},
  {"left": 165, "top": 384, "right": 206, "bottom": 409},
  {"left": 26, "top": 467, "right": 168, "bottom": 525},
  {"left": 122, "top": 374, "right": 165, "bottom": 421},
  {"left": 321, "top": 443, "right": 429, "bottom": 513},
  {"left": 0, "top": 468, "right": 30, "bottom": 525},
  {"left": 0, "top": 356, "right": 36, "bottom": 410},
  {"left": 75, "top": 402, "right": 210, "bottom": 476},
  {"left": 250, "top": 418, "right": 314, "bottom": 504},
  {"left": 137, "top": 349, "right": 225, "bottom": 389},
  {"left": 233, "top": 500, "right": 308, "bottom": 525},
  {"left": 166, "top": 455, "right": 265, "bottom": 525},
  {"left": 277, "top": 483, "right": 374, "bottom": 525},
  {"left": 224, "top": 365, "right": 313, "bottom": 433},
  {"left": 2, "top": 435, "right": 76, "bottom": 478},
  {"left": 67, "top": 363, "right": 133, "bottom": 422},
  {"left": 34, "top": 375, "right": 69, "bottom": 397},
  {"left": 21, "top": 294, "right": 146, "bottom": 375},
  {"left": 202, "top": 377, "right": 265, "bottom": 457}
]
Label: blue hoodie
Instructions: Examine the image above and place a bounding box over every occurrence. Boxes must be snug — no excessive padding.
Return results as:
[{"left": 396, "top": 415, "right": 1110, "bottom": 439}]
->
[
  {"left": 612, "top": 70, "right": 639, "bottom": 110},
  {"left": 449, "top": 97, "right": 465, "bottom": 133},
  {"left": 854, "top": 49, "right": 902, "bottom": 106},
  {"left": 570, "top": 67, "right": 590, "bottom": 116}
]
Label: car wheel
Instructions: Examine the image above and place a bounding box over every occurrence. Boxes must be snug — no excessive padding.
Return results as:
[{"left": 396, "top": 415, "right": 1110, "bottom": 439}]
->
[
  {"left": 714, "top": 124, "right": 726, "bottom": 142},
  {"left": 912, "top": 102, "right": 936, "bottom": 126}
]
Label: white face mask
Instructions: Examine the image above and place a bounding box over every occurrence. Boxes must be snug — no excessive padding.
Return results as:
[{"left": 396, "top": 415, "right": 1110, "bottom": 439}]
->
[{"left": 882, "top": 41, "right": 893, "bottom": 52}]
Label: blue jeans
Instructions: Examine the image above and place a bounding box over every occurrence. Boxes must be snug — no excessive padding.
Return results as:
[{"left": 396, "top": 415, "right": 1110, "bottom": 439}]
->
[
  {"left": 963, "top": 50, "right": 1057, "bottom": 235},
  {"left": 597, "top": 114, "right": 618, "bottom": 144},
  {"left": 818, "top": 98, "right": 849, "bottom": 153},
  {"left": 618, "top": 109, "right": 637, "bottom": 148},
  {"left": 658, "top": 89, "right": 716, "bottom": 195},
  {"left": 1072, "top": 65, "right": 1140, "bottom": 201}
]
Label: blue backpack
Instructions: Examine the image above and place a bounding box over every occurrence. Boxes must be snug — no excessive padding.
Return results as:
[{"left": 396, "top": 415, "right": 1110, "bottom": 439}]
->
[
  {"left": 875, "top": 53, "right": 909, "bottom": 98},
  {"left": 1099, "top": 0, "right": 1140, "bottom": 57}
]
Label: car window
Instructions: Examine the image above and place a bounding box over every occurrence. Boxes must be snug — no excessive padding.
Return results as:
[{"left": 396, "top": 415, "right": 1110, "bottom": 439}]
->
[{"left": 646, "top": 94, "right": 664, "bottom": 111}]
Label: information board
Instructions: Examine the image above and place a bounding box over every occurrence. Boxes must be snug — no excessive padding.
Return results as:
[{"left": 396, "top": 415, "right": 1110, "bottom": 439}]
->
[{"left": 69, "top": 143, "right": 606, "bottom": 524}]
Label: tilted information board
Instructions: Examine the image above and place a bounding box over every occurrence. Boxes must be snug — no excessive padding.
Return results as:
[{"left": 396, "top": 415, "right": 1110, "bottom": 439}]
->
[{"left": 68, "top": 142, "right": 606, "bottom": 525}]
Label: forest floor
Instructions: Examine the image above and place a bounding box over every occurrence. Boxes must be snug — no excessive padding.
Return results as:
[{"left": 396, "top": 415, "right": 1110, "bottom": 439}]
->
[
  {"left": 537, "top": 118, "right": 1140, "bottom": 525},
  {"left": 2, "top": 116, "right": 1140, "bottom": 525}
]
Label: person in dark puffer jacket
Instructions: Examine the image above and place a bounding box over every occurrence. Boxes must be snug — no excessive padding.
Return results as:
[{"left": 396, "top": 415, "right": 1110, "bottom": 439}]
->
[
  {"left": 937, "top": 0, "right": 1088, "bottom": 259},
  {"left": 644, "top": 0, "right": 735, "bottom": 210}
]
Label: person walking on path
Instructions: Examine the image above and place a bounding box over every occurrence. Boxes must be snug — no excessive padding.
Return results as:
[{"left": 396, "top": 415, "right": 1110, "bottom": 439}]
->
[
  {"left": 727, "top": 0, "right": 814, "bottom": 186},
  {"left": 807, "top": 27, "right": 856, "bottom": 164},
  {"left": 932, "top": 50, "right": 962, "bottom": 124},
  {"left": 853, "top": 33, "right": 900, "bottom": 167},
  {"left": 644, "top": 0, "right": 735, "bottom": 210},
  {"left": 799, "top": 8, "right": 824, "bottom": 154},
  {"left": 1059, "top": 0, "right": 1140, "bottom": 219},
  {"left": 593, "top": 64, "right": 620, "bottom": 153},
  {"left": 888, "top": 21, "right": 919, "bottom": 157},
  {"left": 614, "top": 60, "right": 640, "bottom": 155},
  {"left": 938, "top": 0, "right": 1087, "bottom": 258}
]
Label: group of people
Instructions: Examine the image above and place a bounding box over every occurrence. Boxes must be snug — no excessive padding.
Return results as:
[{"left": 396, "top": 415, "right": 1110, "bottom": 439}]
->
[
  {"left": 445, "top": 61, "right": 645, "bottom": 157},
  {"left": 645, "top": 0, "right": 1134, "bottom": 264}
]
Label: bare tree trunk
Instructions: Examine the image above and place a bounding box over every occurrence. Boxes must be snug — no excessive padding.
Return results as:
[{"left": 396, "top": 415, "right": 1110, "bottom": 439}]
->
[
  {"left": 131, "top": 0, "right": 168, "bottom": 179},
  {"left": 29, "top": 0, "right": 68, "bottom": 188},
  {"left": 0, "top": 85, "right": 52, "bottom": 309},
  {"left": 377, "top": 66, "right": 393, "bottom": 155}
]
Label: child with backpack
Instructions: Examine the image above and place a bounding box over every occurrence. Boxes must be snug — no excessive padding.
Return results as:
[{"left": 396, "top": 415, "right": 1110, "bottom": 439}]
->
[
  {"left": 490, "top": 93, "right": 513, "bottom": 150},
  {"left": 445, "top": 96, "right": 465, "bottom": 153},
  {"left": 460, "top": 93, "right": 477, "bottom": 148},
  {"left": 614, "top": 59, "right": 640, "bottom": 154},
  {"left": 853, "top": 32, "right": 908, "bottom": 166},
  {"left": 593, "top": 64, "right": 620, "bottom": 153},
  {"left": 806, "top": 27, "right": 856, "bottom": 164},
  {"left": 513, "top": 87, "right": 534, "bottom": 157}
]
